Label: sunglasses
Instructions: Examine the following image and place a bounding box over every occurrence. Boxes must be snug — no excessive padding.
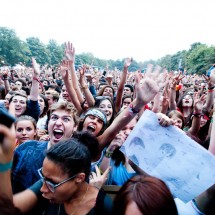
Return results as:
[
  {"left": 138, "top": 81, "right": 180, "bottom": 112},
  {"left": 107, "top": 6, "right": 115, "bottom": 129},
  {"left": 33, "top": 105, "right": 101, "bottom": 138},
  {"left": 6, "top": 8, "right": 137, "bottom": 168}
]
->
[{"left": 38, "top": 168, "right": 77, "bottom": 193}]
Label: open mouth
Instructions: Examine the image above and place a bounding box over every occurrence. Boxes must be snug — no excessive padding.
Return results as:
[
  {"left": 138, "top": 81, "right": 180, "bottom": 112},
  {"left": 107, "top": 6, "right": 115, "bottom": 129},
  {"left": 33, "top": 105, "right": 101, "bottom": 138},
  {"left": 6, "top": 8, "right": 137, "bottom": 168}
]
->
[
  {"left": 87, "top": 125, "right": 96, "bottom": 133},
  {"left": 53, "top": 129, "right": 64, "bottom": 139}
]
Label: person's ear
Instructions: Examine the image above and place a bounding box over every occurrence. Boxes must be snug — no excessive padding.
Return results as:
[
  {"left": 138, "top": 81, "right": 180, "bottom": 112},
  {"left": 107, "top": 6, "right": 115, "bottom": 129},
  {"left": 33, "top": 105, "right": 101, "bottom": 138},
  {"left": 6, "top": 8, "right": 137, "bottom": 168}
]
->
[{"left": 75, "top": 173, "right": 86, "bottom": 183}]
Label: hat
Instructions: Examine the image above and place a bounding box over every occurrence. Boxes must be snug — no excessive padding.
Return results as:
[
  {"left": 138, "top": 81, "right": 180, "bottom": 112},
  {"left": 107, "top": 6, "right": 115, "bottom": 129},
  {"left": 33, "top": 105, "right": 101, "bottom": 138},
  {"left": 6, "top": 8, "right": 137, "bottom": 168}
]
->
[{"left": 84, "top": 109, "right": 107, "bottom": 125}]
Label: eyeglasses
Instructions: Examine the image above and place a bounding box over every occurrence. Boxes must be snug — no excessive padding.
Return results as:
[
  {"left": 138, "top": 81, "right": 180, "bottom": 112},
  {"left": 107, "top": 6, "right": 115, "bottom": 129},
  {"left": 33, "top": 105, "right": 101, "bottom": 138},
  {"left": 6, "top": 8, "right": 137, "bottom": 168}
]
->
[{"left": 38, "top": 168, "right": 77, "bottom": 193}]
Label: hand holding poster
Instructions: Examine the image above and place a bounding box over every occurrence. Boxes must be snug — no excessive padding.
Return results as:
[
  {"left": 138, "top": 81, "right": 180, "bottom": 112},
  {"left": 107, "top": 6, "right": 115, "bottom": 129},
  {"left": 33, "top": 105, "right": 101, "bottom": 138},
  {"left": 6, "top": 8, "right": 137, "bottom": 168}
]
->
[{"left": 120, "top": 110, "right": 215, "bottom": 202}]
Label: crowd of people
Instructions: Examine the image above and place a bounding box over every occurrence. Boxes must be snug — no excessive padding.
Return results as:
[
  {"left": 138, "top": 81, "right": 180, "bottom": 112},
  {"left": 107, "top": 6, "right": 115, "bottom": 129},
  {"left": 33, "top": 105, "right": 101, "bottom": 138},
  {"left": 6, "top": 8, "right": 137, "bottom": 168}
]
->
[{"left": 0, "top": 41, "right": 215, "bottom": 214}]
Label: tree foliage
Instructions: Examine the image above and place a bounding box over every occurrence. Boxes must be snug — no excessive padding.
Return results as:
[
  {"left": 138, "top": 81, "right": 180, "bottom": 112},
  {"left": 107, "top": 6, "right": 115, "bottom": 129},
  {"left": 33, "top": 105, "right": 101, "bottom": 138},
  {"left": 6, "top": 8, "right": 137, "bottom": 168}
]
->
[{"left": 0, "top": 27, "right": 215, "bottom": 75}]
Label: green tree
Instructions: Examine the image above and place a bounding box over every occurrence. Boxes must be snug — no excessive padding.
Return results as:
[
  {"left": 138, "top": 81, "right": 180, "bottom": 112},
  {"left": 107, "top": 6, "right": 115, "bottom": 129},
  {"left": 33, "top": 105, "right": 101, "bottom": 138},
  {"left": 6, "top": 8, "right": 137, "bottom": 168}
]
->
[
  {"left": 26, "top": 37, "right": 50, "bottom": 65},
  {"left": 47, "top": 40, "right": 64, "bottom": 65},
  {"left": 0, "top": 27, "right": 31, "bottom": 66}
]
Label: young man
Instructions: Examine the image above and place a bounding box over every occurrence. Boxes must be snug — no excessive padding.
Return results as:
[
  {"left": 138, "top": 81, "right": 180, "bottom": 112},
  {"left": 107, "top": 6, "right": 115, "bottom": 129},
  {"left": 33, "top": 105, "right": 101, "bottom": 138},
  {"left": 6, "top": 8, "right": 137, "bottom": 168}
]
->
[{"left": 12, "top": 101, "right": 78, "bottom": 193}]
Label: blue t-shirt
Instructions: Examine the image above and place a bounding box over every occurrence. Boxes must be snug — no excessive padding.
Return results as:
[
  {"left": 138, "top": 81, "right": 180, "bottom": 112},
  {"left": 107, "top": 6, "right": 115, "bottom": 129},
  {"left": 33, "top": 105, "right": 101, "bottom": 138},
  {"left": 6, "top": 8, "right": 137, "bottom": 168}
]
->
[
  {"left": 12, "top": 140, "right": 48, "bottom": 193},
  {"left": 106, "top": 159, "right": 136, "bottom": 186}
]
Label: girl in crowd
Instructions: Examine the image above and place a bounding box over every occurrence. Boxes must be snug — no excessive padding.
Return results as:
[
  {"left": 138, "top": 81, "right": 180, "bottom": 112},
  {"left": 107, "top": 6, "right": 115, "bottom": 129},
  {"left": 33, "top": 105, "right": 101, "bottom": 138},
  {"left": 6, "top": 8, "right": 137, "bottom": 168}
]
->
[
  {"left": 113, "top": 175, "right": 178, "bottom": 215},
  {"left": 0, "top": 131, "right": 113, "bottom": 215},
  {"left": 15, "top": 115, "right": 37, "bottom": 147}
]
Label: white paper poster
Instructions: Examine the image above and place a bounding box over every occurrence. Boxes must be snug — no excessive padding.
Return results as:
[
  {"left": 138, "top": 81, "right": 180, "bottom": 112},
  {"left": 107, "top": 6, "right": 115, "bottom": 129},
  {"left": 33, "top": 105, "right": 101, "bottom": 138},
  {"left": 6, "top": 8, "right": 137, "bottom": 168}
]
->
[{"left": 120, "top": 110, "right": 215, "bottom": 202}]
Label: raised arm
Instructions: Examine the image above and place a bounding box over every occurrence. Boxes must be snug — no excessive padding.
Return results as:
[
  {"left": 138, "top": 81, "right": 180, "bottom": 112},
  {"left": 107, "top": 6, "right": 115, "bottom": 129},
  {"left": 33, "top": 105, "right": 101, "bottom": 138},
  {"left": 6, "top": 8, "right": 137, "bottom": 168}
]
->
[
  {"left": 209, "top": 101, "right": 215, "bottom": 155},
  {"left": 30, "top": 58, "right": 40, "bottom": 101},
  {"left": 169, "top": 72, "right": 184, "bottom": 110},
  {"left": 1, "top": 68, "right": 10, "bottom": 94},
  {"left": 115, "top": 58, "right": 132, "bottom": 113},
  {"left": 65, "top": 42, "right": 84, "bottom": 103},
  {"left": 98, "top": 74, "right": 159, "bottom": 150},
  {"left": 202, "top": 70, "right": 215, "bottom": 113},
  {"left": 59, "top": 60, "right": 83, "bottom": 115},
  {"left": 187, "top": 93, "right": 205, "bottom": 136},
  {"left": 79, "top": 66, "right": 96, "bottom": 107}
]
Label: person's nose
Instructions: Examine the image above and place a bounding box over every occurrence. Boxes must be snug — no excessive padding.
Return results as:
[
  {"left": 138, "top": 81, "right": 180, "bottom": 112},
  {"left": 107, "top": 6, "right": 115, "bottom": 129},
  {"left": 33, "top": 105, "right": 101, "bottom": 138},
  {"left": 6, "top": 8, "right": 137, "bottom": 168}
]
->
[
  {"left": 55, "top": 118, "right": 63, "bottom": 125},
  {"left": 40, "top": 181, "right": 50, "bottom": 193},
  {"left": 22, "top": 129, "right": 27, "bottom": 135}
]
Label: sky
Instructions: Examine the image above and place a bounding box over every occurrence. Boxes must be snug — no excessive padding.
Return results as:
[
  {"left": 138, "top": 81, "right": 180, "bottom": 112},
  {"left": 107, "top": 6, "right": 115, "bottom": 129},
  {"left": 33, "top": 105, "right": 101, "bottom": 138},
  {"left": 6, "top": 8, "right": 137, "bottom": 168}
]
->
[{"left": 0, "top": 0, "right": 214, "bottom": 62}]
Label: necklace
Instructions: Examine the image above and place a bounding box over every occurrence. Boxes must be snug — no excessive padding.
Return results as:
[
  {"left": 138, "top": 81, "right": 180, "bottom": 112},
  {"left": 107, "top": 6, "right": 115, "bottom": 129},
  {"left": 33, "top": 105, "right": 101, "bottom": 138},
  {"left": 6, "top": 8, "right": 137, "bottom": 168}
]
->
[{"left": 58, "top": 184, "right": 89, "bottom": 215}]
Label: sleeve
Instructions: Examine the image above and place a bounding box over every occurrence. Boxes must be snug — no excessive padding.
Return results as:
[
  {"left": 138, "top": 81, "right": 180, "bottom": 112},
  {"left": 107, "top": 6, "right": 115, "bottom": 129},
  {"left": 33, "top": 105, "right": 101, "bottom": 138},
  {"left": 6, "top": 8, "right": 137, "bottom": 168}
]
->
[
  {"left": 28, "top": 180, "right": 43, "bottom": 198},
  {"left": 89, "top": 85, "right": 97, "bottom": 97},
  {"left": 26, "top": 100, "right": 40, "bottom": 121}
]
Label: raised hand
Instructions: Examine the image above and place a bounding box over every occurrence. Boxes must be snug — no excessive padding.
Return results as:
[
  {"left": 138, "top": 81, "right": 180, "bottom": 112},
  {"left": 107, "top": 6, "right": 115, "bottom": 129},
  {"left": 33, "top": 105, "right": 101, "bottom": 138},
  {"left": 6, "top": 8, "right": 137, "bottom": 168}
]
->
[
  {"left": 64, "top": 42, "right": 75, "bottom": 64},
  {"left": 135, "top": 74, "right": 159, "bottom": 106},
  {"left": 89, "top": 165, "right": 110, "bottom": 190},
  {"left": 124, "top": 57, "right": 133, "bottom": 68},
  {"left": 203, "top": 68, "right": 215, "bottom": 88},
  {"left": 32, "top": 57, "right": 40, "bottom": 77},
  {"left": 157, "top": 112, "right": 174, "bottom": 127},
  {"left": 107, "top": 132, "right": 126, "bottom": 152},
  {"left": 170, "top": 72, "right": 185, "bottom": 89},
  {"left": 59, "top": 60, "right": 70, "bottom": 80},
  {"left": 193, "top": 92, "right": 205, "bottom": 113}
]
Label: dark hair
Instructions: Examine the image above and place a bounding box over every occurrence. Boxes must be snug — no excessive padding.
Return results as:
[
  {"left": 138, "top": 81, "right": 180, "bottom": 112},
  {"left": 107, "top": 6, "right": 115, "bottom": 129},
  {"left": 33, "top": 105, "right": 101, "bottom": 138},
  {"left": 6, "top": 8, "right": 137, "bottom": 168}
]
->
[
  {"left": 167, "top": 110, "right": 185, "bottom": 129},
  {"left": 45, "top": 132, "right": 99, "bottom": 181},
  {"left": 97, "top": 85, "right": 115, "bottom": 99},
  {"left": 176, "top": 93, "right": 193, "bottom": 126},
  {"left": 113, "top": 175, "right": 178, "bottom": 215},
  {"left": 122, "top": 95, "right": 133, "bottom": 105},
  {"left": 39, "top": 94, "right": 49, "bottom": 118},
  {"left": 15, "top": 78, "right": 27, "bottom": 87},
  {"left": 94, "top": 96, "right": 115, "bottom": 125},
  {"left": 9, "top": 92, "right": 28, "bottom": 104},
  {"left": 124, "top": 84, "right": 134, "bottom": 93}
]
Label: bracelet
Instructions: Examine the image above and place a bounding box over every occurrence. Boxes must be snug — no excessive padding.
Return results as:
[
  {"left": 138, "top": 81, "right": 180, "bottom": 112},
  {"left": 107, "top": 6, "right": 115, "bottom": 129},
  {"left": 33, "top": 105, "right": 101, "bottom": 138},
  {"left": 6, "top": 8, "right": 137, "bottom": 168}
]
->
[
  {"left": 0, "top": 161, "right": 13, "bottom": 172},
  {"left": 129, "top": 103, "right": 140, "bottom": 114},
  {"left": 208, "top": 86, "right": 215, "bottom": 90},
  {"left": 193, "top": 112, "right": 202, "bottom": 117},
  {"left": 81, "top": 85, "right": 88, "bottom": 90},
  {"left": 208, "top": 89, "right": 214, "bottom": 92},
  {"left": 104, "top": 149, "right": 113, "bottom": 158}
]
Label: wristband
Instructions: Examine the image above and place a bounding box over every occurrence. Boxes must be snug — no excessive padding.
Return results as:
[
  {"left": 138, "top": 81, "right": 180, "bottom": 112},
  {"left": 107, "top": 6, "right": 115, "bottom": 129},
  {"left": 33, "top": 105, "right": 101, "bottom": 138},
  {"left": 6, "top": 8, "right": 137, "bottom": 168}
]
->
[
  {"left": 193, "top": 112, "right": 202, "bottom": 117},
  {"left": 81, "top": 85, "right": 88, "bottom": 90},
  {"left": 0, "top": 161, "right": 13, "bottom": 172},
  {"left": 208, "top": 85, "right": 215, "bottom": 90},
  {"left": 208, "top": 89, "right": 214, "bottom": 92},
  {"left": 129, "top": 103, "right": 140, "bottom": 114},
  {"left": 105, "top": 149, "right": 113, "bottom": 158}
]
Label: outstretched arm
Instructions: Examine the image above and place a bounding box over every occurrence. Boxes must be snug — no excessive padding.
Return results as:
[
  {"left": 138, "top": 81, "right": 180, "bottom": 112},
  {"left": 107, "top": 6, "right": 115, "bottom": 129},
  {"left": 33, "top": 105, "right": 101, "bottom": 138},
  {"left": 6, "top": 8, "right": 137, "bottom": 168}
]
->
[
  {"left": 79, "top": 66, "right": 95, "bottom": 108},
  {"left": 29, "top": 58, "right": 40, "bottom": 101},
  {"left": 115, "top": 58, "right": 132, "bottom": 113},
  {"left": 209, "top": 101, "right": 215, "bottom": 155},
  {"left": 202, "top": 70, "right": 215, "bottom": 113},
  {"left": 59, "top": 60, "right": 83, "bottom": 115},
  {"left": 98, "top": 74, "right": 159, "bottom": 150},
  {"left": 64, "top": 42, "right": 84, "bottom": 103},
  {"left": 187, "top": 92, "right": 205, "bottom": 136}
]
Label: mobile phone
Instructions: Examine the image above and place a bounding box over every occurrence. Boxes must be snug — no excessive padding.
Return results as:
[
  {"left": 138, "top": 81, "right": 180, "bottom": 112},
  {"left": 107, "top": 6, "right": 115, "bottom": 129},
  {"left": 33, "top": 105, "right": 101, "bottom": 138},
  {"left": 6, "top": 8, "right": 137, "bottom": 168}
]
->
[{"left": 0, "top": 108, "right": 16, "bottom": 142}]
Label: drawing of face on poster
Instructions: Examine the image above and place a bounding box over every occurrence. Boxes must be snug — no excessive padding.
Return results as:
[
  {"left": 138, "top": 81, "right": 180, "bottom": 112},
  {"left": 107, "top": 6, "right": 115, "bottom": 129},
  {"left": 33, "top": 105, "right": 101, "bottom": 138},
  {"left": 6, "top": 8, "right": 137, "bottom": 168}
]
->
[{"left": 121, "top": 136, "right": 145, "bottom": 167}]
